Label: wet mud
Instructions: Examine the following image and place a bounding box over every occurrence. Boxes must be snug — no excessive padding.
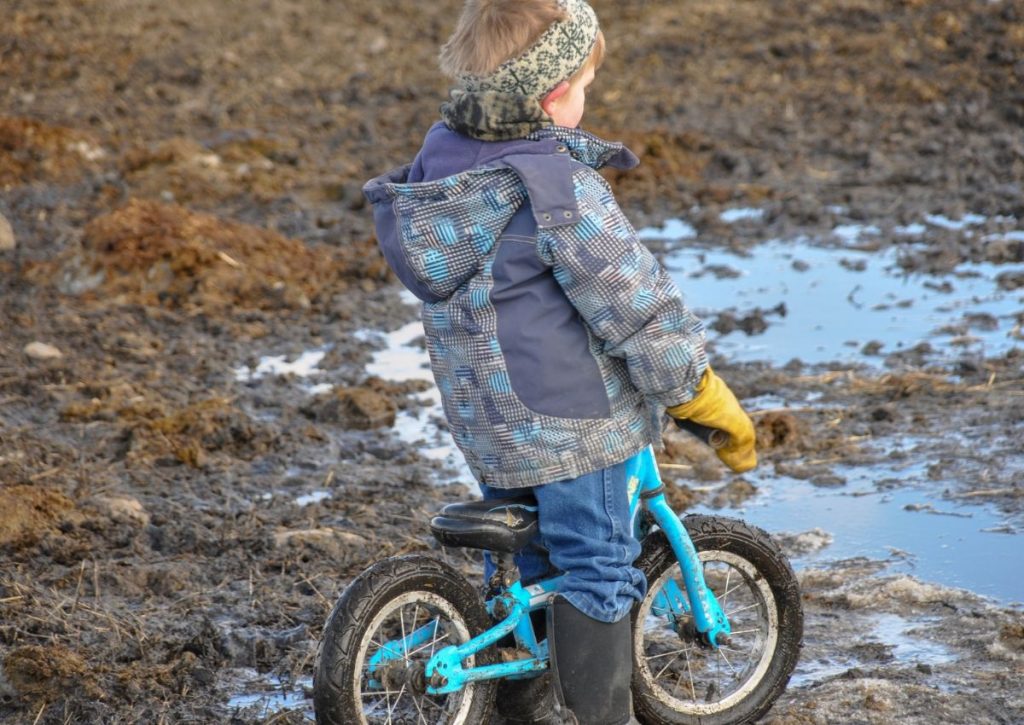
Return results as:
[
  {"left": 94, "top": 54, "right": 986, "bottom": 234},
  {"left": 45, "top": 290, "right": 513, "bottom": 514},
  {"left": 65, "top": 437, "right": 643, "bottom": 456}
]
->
[{"left": 2, "top": 0, "right": 1022, "bottom": 722}]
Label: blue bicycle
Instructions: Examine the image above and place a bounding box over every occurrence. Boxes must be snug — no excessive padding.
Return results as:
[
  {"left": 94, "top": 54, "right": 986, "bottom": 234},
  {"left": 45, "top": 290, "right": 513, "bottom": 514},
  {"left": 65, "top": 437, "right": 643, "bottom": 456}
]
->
[{"left": 314, "top": 434, "right": 803, "bottom": 724}]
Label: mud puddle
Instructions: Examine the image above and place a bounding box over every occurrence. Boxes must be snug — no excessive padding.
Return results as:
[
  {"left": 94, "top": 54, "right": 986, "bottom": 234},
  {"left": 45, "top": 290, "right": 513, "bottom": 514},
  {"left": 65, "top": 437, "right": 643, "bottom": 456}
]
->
[
  {"left": 356, "top": 310, "right": 472, "bottom": 481},
  {"left": 227, "top": 671, "right": 313, "bottom": 721},
  {"left": 643, "top": 212, "right": 1023, "bottom": 367},
  {"left": 695, "top": 451, "right": 1024, "bottom": 604},
  {"left": 787, "top": 612, "right": 958, "bottom": 688}
]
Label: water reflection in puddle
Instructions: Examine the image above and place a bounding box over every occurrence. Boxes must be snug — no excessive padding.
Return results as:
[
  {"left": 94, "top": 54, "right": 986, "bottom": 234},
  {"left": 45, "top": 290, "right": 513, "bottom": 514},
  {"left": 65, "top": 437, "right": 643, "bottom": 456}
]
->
[
  {"left": 697, "top": 458, "right": 1023, "bottom": 603},
  {"left": 655, "top": 234, "right": 1021, "bottom": 366}
]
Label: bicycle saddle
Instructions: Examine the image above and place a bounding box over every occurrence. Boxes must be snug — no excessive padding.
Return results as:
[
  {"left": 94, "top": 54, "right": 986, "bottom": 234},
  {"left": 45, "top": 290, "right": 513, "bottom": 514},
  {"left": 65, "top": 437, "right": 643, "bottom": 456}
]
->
[{"left": 429, "top": 495, "right": 539, "bottom": 554}]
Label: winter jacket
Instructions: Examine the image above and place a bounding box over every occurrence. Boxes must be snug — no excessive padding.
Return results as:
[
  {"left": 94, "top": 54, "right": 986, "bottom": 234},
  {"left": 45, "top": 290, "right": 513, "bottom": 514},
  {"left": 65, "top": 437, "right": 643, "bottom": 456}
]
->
[{"left": 363, "top": 123, "right": 707, "bottom": 488}]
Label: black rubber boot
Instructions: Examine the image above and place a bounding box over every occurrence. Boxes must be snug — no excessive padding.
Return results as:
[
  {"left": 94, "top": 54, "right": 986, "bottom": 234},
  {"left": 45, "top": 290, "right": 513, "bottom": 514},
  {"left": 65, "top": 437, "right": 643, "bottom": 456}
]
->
[
  {"left": 548, "top": 595, "right": 634, "bottom": 725},
  {"left": 495, "top": 674, "right": 563, "bottom": 724}
]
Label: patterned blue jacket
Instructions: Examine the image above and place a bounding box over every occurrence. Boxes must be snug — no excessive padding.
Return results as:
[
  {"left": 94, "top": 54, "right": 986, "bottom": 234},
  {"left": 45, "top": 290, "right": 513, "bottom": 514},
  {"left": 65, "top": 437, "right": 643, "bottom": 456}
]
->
[{"left": 363, "top": 124, "right": 707, "bottom": 488}]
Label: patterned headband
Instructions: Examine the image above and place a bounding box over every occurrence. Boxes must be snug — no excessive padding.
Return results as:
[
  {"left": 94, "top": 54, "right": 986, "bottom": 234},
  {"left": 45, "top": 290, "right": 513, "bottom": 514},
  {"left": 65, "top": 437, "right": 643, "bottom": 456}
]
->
[{"left": 458, "top": 0, "right": 600, "bottom": 98}]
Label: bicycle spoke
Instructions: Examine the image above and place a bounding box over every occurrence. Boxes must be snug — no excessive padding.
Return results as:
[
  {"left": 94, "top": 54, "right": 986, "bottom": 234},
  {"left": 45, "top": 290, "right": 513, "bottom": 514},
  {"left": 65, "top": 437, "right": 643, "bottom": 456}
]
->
[
  {"left": 722, "top": 568, "right": 732, "bottom": 609},
  {"left": 362, "top": 693, "right": 388, "bottom": 719},
  {"left": 382, "top": 685, "right": 392, "bottom": 724},
  {"left": 684, "top": 647, "right": 696, "bottom": 701},
  {"left": 408, "top": 630, "right": 450, "bottom": 658},
  {"left": 399, "top": 609, "right": 409, "bottom": 663},
  {"left": 725, "top": 601, "right": 759, "bottom": 617},
  {"left": 717, "top": 647, "right": 737, "bottom": 675},
  {"left": 427, "top": 617, "right": 441, "bottom": 659},
  {"left": 362, "top": 689, "right": 406, "bottom": 698},
  {"left": 718, "top": 581, "right": 745, "bottom": 601},
  {"left": 410, "top": 689, "right": 427, "bottom": 724},
  {"left": 386, "top": 683, "right": 407, "bottom": 723},
  {"left": 361, "top": 608, "right": 467, "bottom": 723},
  {"left": 726, "top": 627, "right": 761, "bottom": 637},
  {"left": 654, "top": 652, "right": 683, "bottom": 681},
  {"left": 646, "top": 645, "right": 695, "bottom": 662},
  {"left": 420, "top": 693, "right": 445, "bottom": 714}
]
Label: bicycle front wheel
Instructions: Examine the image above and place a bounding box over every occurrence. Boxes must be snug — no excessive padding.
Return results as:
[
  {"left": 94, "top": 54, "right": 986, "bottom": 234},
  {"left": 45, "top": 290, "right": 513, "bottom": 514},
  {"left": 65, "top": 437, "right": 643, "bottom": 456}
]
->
[
  {"left": 632, "top": 514, "right": 803, "bottom": 725},
  {"left": 314, "top": 554, "right": 496, "bottom": 725}
]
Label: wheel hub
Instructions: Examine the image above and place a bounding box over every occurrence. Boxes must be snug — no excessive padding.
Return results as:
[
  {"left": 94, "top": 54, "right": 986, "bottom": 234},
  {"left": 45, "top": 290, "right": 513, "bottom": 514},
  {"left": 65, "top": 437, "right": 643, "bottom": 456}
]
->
[
  {"left": 378, "top": 661, "right": 428, "bottom": 694},
  {"left": 676, "top": 618, "right": 729, "bottom": 649}
]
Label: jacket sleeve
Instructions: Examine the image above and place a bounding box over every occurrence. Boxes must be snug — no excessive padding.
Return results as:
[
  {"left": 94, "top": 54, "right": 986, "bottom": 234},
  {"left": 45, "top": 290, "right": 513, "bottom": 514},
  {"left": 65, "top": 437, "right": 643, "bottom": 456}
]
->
[{"left": 536, "top": 166, "right": 708, "bottom": 407}]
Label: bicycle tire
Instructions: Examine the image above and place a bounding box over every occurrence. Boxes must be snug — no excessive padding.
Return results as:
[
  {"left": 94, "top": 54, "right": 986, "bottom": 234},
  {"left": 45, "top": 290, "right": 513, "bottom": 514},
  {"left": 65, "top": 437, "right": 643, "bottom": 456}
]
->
[
  {"left": 632, "top": 514, "right": 803, "bottom": 725},
  {"left": 314, "top": 554, "right": 496, "bottom": 725}
]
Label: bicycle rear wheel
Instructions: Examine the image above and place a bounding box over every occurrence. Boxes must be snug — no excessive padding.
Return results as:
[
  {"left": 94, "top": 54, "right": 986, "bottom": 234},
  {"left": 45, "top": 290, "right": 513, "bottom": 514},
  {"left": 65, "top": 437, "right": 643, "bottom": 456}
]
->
[
  {"left": 632, "top": 514, "right": 802, "bottom": 725},
  {"left": 314, "top": 554, "right": 496, "bottom": 725}
]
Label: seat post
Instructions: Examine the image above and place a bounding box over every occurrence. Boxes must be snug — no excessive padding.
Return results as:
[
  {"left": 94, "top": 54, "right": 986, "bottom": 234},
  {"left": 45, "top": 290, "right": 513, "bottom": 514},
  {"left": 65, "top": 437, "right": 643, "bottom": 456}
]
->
[{"left": 488, "top": 551, "right": 520, "bottom": 595}]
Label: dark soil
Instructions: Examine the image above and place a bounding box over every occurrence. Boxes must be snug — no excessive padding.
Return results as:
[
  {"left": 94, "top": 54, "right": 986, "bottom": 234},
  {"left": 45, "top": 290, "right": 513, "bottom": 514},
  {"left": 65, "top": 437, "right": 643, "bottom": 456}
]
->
[{"left": 1, "top": 0, "right": 1022, "bottom": 723}]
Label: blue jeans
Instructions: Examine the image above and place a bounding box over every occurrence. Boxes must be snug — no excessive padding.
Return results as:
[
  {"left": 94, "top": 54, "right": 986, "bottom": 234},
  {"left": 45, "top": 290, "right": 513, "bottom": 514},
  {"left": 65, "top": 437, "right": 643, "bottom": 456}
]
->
[{"left": 480, "top": 457, "right": 647, "bottom": 623}]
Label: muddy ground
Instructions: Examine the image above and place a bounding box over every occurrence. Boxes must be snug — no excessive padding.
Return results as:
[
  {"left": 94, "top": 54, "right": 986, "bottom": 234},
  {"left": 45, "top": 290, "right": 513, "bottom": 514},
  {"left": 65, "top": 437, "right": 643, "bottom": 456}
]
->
[{"left": 1, "top": 0, "right": 1022, "bottom": 722}]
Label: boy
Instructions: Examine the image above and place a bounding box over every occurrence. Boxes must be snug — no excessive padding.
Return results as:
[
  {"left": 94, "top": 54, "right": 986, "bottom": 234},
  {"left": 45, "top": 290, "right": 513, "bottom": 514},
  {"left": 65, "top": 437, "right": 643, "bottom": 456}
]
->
[{"left": 363, "top": 1, "right": 757, "bottom": 722}]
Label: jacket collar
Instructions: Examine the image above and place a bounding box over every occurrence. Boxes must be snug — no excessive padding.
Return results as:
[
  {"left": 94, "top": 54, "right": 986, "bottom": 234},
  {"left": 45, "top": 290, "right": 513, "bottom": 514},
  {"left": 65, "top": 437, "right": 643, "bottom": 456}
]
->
[{"left": 528, "top": 126, "right": 640, "bottom": 171}]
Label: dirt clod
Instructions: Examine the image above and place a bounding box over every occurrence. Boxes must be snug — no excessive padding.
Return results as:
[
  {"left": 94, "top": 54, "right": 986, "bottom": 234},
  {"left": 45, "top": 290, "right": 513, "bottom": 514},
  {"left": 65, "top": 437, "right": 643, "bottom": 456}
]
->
[
  {"left": 0, "top": 213, "right": 15, "bottom": 251},
  {"left": 755, "top": 411, "right": 803, "bottom": 449},
  {"left": 3, "top": 645, "right": 102, "bottom": 703},
  {"left": 0, "top": 486, "right": 78, "bottom": 549},
  {"left": 301, "top": 386, "right": 398, "bottom": 429}
]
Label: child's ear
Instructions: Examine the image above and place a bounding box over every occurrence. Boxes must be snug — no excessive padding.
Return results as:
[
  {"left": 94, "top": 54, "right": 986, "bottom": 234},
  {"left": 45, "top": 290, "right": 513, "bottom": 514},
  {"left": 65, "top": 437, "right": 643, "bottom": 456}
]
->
[{"left": 540, "top": 81, "right": 570, "bottom": 116}]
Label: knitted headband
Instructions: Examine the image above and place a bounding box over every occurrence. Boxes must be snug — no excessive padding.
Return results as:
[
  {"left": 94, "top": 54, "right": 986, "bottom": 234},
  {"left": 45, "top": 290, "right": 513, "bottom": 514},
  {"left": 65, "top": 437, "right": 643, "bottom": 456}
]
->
[{"left": 457, "top": 0, "right": 600, "bottom": 98}]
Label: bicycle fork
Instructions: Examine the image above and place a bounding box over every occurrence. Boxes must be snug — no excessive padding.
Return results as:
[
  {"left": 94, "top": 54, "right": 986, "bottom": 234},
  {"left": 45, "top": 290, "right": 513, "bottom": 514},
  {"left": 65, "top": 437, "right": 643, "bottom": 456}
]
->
[{"left": 629, "top": 446, "right": 732, "bottom": 649}]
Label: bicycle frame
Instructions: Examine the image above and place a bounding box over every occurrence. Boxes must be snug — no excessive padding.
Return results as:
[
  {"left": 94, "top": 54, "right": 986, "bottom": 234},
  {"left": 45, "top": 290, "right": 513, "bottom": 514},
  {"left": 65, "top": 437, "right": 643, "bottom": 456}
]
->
[{"left": 366, "top": 446, "right": 732, "bottom": 697}]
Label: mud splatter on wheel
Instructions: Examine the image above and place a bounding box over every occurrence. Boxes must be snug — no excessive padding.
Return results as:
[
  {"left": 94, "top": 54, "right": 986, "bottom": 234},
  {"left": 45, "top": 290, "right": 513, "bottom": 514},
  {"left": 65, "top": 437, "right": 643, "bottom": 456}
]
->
[
  {"left": 632, "top": 514, "right": 803, "bottom": 725},
  {"left": 314, "top": 554, "right": 496, "bottom": 724}
]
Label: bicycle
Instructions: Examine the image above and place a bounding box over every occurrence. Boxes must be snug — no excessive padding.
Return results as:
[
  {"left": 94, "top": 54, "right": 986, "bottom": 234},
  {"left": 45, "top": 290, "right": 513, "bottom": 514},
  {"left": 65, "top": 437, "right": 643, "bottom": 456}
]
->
[{"left": 313, "top": 421, "right": 803, "bottom": 724}]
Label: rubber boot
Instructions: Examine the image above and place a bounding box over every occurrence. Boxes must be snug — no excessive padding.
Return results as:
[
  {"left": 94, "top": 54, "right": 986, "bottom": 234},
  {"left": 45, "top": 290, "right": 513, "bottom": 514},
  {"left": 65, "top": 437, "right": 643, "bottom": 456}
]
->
[
  {"left": 495, "top": 674, "right": 562, "bottom": 724},
  {"left": 547, "top": 595, "right": 634, "bottom": 725}
]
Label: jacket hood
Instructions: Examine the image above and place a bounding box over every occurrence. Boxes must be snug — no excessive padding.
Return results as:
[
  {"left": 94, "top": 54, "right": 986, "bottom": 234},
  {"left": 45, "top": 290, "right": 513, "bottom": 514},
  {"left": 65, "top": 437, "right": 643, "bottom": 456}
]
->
[{"left": 363, "top": 124, "right": 639, "bottom": 303}]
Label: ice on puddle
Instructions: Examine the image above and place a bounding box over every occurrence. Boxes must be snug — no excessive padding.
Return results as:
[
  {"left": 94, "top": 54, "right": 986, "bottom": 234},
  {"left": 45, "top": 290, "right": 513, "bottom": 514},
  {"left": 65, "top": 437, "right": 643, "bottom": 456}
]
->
[
  {"left": 775, "top": 528, "right": 834, "bottom": 557},
  {"left": 924, "top": 213, "right": 987, "bottom": 230},
  {"left": 831, "top": 223, "right": 880, "bottom": 244},
  {"left": 893, "top": 223, "right": 927, "bottom": 236},
  {"left": 294, "top": 490, "right": 331, "bottom": 507},
  {"left": 234, "top": 349, "right": 326, "bottom": 382},
  {"left": 985, "top": 230, "right": 1024, "bottom": 242},
  {"left": 720, "top": 207, "right": 765, "bottom": 223},
  {"left": 362, "top": 321, "right": 433, "bottom": 383},
  {"left": 788, "top": 610, "right": 956, "bottom": 688},
  {"left": 636, "top": 218, "right": 698, "bottom": 241}
]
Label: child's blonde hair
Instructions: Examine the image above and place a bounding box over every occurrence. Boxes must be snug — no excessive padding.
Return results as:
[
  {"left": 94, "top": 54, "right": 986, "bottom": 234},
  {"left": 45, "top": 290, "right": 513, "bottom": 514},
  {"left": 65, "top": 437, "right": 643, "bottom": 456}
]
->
[{"left": 440, "top": 0, "right": 604, "bottom": 85}]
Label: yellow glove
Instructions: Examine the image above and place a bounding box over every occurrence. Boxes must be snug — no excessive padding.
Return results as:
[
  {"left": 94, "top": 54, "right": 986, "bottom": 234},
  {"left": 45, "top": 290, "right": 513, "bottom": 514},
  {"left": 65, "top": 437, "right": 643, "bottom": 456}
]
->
[{"left": 667, "top": 367, "right": 757, "bottom": 473}]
